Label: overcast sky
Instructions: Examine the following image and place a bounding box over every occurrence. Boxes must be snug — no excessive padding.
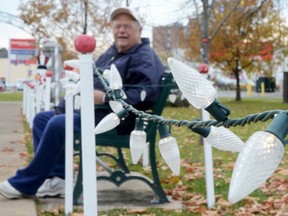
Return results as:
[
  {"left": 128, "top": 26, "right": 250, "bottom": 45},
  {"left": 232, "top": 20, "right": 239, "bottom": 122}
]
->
[
  {"left": 0, "top": 0, "right": 187, "bottom": 49},
  {"left": 0, "top": 0, "right": 286, "bottom": 49}
]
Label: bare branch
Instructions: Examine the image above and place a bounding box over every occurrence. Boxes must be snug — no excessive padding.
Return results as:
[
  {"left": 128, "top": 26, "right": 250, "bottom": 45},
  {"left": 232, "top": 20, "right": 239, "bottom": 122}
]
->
[
  {"left": 210, "top": 0, "right": 241, "bottom": 41},
  {"left": 240, "top": 0, "right": 269, "bottom": 22}
]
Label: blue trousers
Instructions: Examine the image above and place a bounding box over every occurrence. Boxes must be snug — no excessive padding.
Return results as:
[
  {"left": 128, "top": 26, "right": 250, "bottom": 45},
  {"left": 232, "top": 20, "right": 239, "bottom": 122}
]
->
[{"left": 8, "top": 111, "right": 81, "bottom": 195}]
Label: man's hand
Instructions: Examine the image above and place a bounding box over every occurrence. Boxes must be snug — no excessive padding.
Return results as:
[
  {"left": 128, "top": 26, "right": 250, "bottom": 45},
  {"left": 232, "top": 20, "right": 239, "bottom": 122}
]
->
[{"left": 94, "top": 90, "right": 106, "bottom": 104}]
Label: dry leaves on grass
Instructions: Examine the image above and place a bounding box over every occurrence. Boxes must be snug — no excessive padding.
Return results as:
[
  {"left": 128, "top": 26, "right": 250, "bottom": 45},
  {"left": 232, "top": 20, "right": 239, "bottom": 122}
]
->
[
  {"left": 164, "top": 158, "right": 288, "bottom": 216},
  {"left": 127, "top": 208, "right": 154, "bottom": 215}
]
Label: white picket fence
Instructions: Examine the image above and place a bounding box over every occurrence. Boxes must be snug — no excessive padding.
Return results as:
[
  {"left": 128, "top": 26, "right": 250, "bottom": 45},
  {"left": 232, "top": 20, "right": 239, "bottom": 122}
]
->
[{"left": 22, "top": 75, "right": 53, "bottom": 128}]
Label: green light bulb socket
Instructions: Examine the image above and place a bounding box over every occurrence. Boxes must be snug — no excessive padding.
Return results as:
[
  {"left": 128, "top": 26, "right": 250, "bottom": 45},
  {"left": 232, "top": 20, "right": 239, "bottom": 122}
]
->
[
  {"left": 135, "top": 118, "right": 144, "bottom": 131},
  {"left": 205, "top": 99, "right": 230, "bottom": 122},
  {"left": 116, "top": 109, "right": 128, "bottom": 119},
  {"left": 265, "top": 112, "right": 288, "bottom": 142},
  {"left": 158, "top": 124, "right": 170, "bottom": 139},
  {"left": 191, "top": 127, "right": 211, "bottom": 138}
]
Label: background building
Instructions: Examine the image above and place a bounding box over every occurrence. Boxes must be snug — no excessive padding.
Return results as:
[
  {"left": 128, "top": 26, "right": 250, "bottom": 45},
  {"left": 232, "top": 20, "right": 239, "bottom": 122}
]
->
[
  {"left": 0, "top": 58, "right": 36, "bottom": 85},
  {"left": 152, "top": 22, "right": 187, "bottom": 63}
]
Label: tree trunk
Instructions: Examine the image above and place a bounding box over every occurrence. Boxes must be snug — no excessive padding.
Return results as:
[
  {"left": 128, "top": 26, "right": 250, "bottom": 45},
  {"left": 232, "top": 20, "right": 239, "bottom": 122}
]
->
[
  {"left": 235, "top": 58, "right": 241, "bottom": 102},
  {"left": 235, "top": 73, "right": 241, "bottom": 101}
]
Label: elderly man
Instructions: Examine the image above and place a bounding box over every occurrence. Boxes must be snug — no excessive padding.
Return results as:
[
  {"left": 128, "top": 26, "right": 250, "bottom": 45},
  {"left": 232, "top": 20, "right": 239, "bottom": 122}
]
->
[{"left": 0, "top": 7, "right": 164, "bottom": 199}]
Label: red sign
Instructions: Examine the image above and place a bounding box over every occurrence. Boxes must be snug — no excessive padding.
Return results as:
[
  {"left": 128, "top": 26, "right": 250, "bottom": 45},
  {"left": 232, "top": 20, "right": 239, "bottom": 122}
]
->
[
  {"left": 202, "top": 37, "right": 209, "bottom": 43},
  {"left": 10, "top": 39, "right": 36, "bottom": 65},
  {"left": 10, "top": 39, "right": 36, "bottom": 50}
]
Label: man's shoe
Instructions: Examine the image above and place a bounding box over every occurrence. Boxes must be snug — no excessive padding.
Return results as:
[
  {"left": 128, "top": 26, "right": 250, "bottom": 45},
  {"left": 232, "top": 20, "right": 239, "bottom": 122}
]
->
[
  {"left": 36, "top": 177, "right": 65, "bottom": 198},
  {"left": 0, "top": 180, "right": 22, "bottom": 199}
]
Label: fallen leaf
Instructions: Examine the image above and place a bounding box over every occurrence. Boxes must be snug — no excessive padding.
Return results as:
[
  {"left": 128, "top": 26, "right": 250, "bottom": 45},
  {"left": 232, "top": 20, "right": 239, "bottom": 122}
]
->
[
  {"left": 217, "top": 197, "right": 232, "bottom": 207},
  {"left": 19, "top": 151, "right": 29, "bottom": 157},
  {"left": 127, "top": 208, "right": 149, "bottom": 214},
  {"left": 1, "top": 147, "right": 15, "bottom": 152}
]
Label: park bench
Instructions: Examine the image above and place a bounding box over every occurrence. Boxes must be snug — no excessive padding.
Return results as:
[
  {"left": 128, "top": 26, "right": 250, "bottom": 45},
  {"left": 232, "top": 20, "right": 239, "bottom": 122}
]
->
[{"left": 73, "top": 72, "right": 175, "bottom": 205}]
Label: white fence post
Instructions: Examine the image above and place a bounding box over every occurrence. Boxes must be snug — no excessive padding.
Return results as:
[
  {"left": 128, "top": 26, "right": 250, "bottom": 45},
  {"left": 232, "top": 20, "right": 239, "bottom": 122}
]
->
[
  {"left": 44, "top": 76, "right": 52, "bottom": 111},
  {"left": 79, "top": 54, "right": 98, "bottom": 215},
  {"left": 64, "top": 84, "right": 75, "bottom": 215},
  {"left": 202, "top": 109, "right": 215, "bottom": 208}
]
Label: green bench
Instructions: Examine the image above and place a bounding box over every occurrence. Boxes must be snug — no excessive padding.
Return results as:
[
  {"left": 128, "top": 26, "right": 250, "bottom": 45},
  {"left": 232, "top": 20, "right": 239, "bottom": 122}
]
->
[{"left": 73, "top": 72, "right": 174, "bottom": 205}]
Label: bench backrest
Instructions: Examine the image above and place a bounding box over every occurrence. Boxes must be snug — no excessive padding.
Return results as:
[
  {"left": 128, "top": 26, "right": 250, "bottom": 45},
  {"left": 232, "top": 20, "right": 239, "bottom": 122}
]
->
[
  {"left": 93, "top": 72, "right": 174, "bottom": 148},
  {"left": 151, "top": 72, "right": 173, "bottom": 116},
  {"left": 140, "top": 72, "right": 174, "bottom": 146}
]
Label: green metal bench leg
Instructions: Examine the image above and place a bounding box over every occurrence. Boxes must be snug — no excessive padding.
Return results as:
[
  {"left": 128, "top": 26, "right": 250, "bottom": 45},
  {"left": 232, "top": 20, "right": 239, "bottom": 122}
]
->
[
  {"left": 73, "top": 151, "right": 83, "bottom": 205},
  {"left": 116, "top": 147, "right": 129, "bottom": 173},
  {"left": 96, "top": 148, "right": 129, "bottom": 173}
]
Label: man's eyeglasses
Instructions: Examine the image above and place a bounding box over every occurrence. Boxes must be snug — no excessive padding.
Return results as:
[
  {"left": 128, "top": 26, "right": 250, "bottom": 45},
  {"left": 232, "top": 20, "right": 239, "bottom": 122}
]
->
[{"left": 112, "top": 24, "right": 135, "bottom": 31}]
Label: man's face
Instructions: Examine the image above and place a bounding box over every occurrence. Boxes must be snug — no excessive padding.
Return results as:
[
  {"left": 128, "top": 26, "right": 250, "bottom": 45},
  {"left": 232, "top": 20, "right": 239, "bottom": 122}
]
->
[{"left": 111, "top": 14, "right": 141, "bottom": 52}]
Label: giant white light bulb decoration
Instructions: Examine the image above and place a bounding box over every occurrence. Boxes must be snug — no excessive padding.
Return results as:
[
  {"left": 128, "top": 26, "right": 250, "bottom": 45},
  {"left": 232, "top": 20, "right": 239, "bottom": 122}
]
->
[
  {"left": 109, "top": 100, "right": 124, "bottom": 113},
  {"left": 167, "top": 58, "right": 230, "bottom": 122},
  {"left": 228, "top": 112, "right": 288, "bottom": 204},
  {"left": 64, "top": 59, "right": 80, "bottom": 70},
  {"left": 158, "top": 124, "right": 181, "bottom": 176},
  {"left": 129, "top": 118, "right": 147, "bottom": 164},
  {"left": 74, "top": 95, "right": 81, "bottom": 110},
  {"left": 102, "top": 69, "right": 110, "bottom": 81},
  {"left": 94, "top": 109, "right": 128, "bottom": 135},
  {"left": 192, "top": 126, "right": 245, "bottom": 152},
  {"left": 104, "top": 64, "right": 127, "bottom": 100},
  {"left": 60, "top": 78, "right": 70, "bottom": 87},
  {"left": 64, "top": 70, "right": 80, "bottom": 81},
  {"left": 140, "top": 88, "right": 147, "bottom": 102},
  {"left": 63, "top": 83, "right": 77, "bottom": 99},
  {"left": 109, "top": 64, "right": 123, "bottom": 90},
  {"left": 73, "top": 81, "right": 81, "bottom": 95},
  {"left": 94, "top": 64, "right": 129, "bottom": 135}
]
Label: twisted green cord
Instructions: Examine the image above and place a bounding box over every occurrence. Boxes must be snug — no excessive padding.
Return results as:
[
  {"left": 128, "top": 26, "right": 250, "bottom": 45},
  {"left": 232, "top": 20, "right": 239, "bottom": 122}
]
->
[{"left": 93, "top": 66, "right": 287, "bottom": 129}]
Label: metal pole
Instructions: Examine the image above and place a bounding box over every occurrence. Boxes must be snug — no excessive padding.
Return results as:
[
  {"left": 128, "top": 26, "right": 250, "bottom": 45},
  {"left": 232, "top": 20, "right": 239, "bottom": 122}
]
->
[{"left": 126, "top": 0, "right": 132, "bottom": 7}]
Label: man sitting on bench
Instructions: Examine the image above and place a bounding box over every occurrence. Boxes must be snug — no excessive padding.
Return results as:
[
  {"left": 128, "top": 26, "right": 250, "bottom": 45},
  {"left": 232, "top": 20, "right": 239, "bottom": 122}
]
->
[{"left": 0, "top": 7, "right": 164, "bottom": 199}]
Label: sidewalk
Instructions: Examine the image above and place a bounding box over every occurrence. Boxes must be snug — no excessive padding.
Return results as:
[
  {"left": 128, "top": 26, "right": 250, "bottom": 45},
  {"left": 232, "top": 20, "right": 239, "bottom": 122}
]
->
[
  {"left": 0, "top": 102, "right": 37, "bottom": 216},
  {"left": 216, "top": 89, "right": 283, "bottom": 98},
  {"left": 0, "top": 101, "right": 182, "bottom": 215}
]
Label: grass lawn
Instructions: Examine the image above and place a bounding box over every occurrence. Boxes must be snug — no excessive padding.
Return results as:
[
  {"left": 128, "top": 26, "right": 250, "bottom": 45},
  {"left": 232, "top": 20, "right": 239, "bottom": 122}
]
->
[
  {"left": 0, "top": 91, "right": 23, "bottom": 101},
  {"left": 96, "top": 96, "right": 288, "bottom": 216},
  {"left": 11, "top": 90, "right": 288, "bottom": 215}
]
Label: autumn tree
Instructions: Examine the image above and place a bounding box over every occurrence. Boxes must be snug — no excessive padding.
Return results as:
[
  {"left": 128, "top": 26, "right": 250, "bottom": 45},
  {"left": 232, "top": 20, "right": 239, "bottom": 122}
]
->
[
  {"left": 18, "top": 0, "right": 122, "bottom": 60},
  {"left": 209, "top": 0, "right": 288, "bottom": 101},
  {"left": 184, "top": 0, "right": 288, "bottom": 101},
  {"left": 0, "top": 48, "right": 8, "bottom": 58},
  {"left": 183, "top": 0, "right": 241, "bottom": 64}
]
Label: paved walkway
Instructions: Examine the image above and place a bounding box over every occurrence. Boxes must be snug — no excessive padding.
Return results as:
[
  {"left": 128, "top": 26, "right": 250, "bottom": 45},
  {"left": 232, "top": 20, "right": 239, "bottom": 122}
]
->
[
  {"left": 217, "top": 89, "right": 283, "bottom": 98},
  {"left": 0, "top": 101, "right": 182, "bottom": 215},
  {"left": 0, "top": 102, "right": 37, "bottom": 216}
]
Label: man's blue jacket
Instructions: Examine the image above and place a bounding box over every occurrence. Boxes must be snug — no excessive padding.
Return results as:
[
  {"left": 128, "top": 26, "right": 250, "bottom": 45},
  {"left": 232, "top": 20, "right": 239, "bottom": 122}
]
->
[
  {"left": 95, "top": 38, "right": 164, "bottom": 110},
  {"left": 57, "top": 38, "right": 164, "bottom": 134}
]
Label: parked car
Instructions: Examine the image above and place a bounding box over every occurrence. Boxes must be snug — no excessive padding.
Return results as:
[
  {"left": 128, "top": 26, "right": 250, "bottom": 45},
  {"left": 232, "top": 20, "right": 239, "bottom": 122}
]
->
[
  {"left": 0, "top": 80, "right": 5, "bottom": 91},
  {"left": 15, "top": 80, "right": 25, "bottom": 91}
]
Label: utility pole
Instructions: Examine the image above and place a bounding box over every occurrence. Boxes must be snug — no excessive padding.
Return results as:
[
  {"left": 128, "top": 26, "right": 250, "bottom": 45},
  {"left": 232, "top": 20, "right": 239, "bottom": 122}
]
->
[
  {"left": 201, "top": 0, "right": 210, "bottom": 64},
  {"left": 126, "top": 0, "right": 132, "bottom": 7}
]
